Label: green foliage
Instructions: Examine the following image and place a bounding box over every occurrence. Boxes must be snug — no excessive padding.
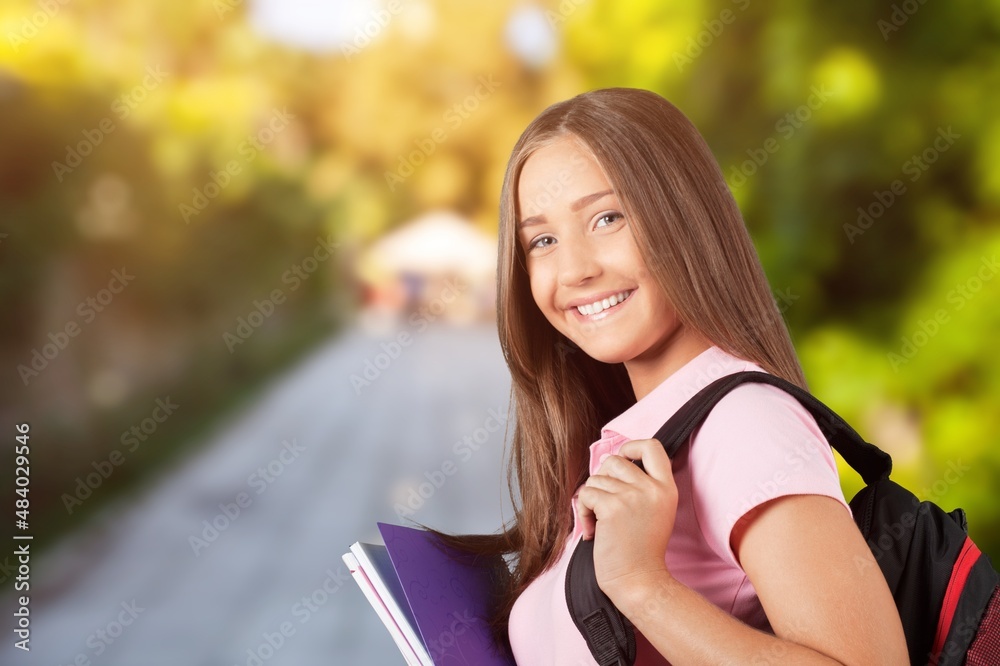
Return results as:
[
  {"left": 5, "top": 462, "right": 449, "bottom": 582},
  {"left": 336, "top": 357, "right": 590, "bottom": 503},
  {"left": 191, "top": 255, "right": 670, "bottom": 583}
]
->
[{"left": 0, "top": 0, "right": 996, "bottom": 558}]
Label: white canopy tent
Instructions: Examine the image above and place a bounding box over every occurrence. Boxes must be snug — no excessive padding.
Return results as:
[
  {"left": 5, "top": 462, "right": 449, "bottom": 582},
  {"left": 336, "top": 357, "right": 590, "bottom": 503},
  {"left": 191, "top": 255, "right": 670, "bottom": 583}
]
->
[{"left": 357, "top": 210, "right": 497, "bottom": 284}]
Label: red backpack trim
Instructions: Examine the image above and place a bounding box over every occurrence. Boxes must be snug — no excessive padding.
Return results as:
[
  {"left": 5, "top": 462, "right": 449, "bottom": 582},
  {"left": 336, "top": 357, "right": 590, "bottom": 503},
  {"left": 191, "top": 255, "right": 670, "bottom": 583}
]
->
[{"left": 932, "top": 537, "right": 982, "bottom": 659}]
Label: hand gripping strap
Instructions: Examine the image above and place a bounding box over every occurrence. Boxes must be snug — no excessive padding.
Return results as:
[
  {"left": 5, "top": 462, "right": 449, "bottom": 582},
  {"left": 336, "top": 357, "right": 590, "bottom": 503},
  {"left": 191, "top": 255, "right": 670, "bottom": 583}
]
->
[
  {"left": 650, "top": 371, "right": 892, "bottom": 484},
  {"left": 567, "top": 370, "right": 892, "bottom": 666}
]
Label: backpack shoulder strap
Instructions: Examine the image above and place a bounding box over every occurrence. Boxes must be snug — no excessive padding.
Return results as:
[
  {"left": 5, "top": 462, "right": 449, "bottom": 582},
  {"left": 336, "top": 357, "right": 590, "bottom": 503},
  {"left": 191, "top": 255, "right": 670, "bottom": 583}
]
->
[{"left": 650, "top": 371, "right": 892, "bottom": 485}]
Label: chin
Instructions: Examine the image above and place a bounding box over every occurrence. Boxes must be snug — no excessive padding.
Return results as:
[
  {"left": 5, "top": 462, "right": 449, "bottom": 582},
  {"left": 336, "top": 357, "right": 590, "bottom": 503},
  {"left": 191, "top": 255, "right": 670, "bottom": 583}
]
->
[{"left": 574, "top": 344, "right": 634, "bottom": 365}]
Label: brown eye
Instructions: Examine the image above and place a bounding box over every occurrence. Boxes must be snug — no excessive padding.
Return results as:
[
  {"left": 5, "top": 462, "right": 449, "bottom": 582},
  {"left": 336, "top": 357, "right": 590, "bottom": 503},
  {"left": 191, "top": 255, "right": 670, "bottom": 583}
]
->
[
  {"left": 529, "top": 235, "right": 555, "bottom": 250},
  {"left": 595, "top": 212, "right": 623, "bottom": 228}
]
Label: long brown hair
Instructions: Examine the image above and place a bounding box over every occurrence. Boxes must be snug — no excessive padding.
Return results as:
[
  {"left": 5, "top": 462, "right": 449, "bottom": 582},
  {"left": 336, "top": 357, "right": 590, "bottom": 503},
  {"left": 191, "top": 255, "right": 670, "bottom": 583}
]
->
[{"left": 435, "top": 87, "right": 807, "bottom": 648}]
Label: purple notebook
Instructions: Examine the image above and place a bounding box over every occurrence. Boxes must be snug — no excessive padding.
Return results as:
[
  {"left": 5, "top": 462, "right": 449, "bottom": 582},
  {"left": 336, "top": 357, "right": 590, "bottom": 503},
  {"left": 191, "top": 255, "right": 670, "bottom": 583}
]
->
[{"left": 377, "top": 522, "right": 516, "bottom": 666}]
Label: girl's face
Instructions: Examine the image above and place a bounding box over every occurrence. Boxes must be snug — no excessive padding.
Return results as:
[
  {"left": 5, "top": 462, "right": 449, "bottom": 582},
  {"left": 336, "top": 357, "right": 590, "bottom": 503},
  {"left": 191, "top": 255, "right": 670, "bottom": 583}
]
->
[{"left": 516, "top": 135, "right": 704, "bottom": 394}]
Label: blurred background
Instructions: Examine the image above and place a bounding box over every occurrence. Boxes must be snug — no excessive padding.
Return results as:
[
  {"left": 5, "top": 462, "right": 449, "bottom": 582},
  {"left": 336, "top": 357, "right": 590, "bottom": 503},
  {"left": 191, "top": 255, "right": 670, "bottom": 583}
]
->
[{"left": 1, "top": 0, "right": 998, "bottom": 663}]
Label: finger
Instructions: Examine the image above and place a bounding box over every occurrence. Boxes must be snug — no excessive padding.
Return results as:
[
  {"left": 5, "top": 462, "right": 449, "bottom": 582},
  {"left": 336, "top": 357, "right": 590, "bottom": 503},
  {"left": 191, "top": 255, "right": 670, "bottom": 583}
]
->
[
  {"left": 594, "top": 452, "right": 647, "bottom": 481},
  {"left": 580, "top": 511, "right": 595, "bottom": 541},
  {"left": 584, "top": 471, "right": 632, "bottom": 494},
  {"left": 576, "top": 492, "right": 596, "bottom": 540},
  {"left": 618, "top": 439, "right": 673, "bottom": 480},
  {"left": 576, "top": 485, "right": 612, "bottom": 540}
]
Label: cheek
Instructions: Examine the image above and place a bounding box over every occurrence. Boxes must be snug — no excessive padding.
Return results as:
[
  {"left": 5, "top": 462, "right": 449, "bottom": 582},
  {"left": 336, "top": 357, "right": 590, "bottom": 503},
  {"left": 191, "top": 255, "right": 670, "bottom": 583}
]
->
[
  {"left": 527, "top": 274, "right": 548, "bottom": 312},
  {"left": 525, "top": 263, "right": 551, "bottom": 307},
  {"left": 620, "top": 231, "right": 651, "bottom": 280},
  {"left": 527, "top": 271, "right": 569, "bottom": 331}
]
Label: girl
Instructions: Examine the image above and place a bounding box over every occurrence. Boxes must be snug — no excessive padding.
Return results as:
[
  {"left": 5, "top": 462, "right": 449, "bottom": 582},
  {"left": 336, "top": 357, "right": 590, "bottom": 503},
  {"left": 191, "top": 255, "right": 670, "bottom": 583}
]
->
[{"left": 455, "top": 87, "right": 909, "bottom": 665}]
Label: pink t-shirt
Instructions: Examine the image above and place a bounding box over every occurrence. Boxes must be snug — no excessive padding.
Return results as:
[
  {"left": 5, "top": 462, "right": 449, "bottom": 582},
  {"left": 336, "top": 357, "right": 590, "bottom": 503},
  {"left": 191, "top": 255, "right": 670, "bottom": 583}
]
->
[{"left": 507, "top": 345, "right": 852, "bottom": 665}]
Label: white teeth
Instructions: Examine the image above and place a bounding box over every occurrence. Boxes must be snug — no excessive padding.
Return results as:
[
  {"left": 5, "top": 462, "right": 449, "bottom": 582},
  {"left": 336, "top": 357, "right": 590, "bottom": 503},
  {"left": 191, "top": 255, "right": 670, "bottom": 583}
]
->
[{"left": 576, "top": 290, "right": 633, "bottom": 316}]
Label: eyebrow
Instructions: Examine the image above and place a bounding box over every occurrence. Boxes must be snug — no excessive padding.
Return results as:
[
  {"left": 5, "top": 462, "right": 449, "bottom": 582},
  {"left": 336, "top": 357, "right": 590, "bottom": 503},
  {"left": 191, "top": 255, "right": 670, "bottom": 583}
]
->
[{"left": 517, "top": 189, "right": 615, "bottom": 230}]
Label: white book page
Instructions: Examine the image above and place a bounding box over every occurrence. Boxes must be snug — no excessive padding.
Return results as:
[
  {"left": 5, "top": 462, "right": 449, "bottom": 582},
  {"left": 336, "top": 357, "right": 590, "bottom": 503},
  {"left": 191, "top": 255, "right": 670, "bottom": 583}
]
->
[
  {"left": 344, "top": 543, "right": 434, "bottom": 665},
  {"left": 342, "top": 552, "right": 423, "bottom": 665}
]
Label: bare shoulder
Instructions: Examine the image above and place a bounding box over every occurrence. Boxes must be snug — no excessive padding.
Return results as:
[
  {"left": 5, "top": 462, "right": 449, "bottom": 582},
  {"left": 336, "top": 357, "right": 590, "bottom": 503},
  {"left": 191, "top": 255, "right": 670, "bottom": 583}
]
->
[{"left": 732, "top": 493, "right": 910, "bottom": 665}]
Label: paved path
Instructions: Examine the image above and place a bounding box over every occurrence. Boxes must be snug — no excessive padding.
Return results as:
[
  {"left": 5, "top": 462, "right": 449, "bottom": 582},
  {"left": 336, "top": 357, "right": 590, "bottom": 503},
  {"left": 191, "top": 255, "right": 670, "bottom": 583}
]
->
[{"left": 4, "top": 318, "right": 515, "bottom": 666}]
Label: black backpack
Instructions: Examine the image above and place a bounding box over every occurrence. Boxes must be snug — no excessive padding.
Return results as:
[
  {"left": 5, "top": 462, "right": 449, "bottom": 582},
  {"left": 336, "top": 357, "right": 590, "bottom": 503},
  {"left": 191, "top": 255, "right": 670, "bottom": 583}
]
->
[{"left": 566, "top": 371, "right": 999, "bottom": 666}]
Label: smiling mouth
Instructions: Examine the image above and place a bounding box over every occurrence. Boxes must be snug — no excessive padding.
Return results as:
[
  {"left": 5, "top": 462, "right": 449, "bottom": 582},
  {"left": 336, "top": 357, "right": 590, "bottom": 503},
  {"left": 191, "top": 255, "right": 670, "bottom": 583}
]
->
[{"left": 572, "top": 289, "right": 635, "bottom": 320}]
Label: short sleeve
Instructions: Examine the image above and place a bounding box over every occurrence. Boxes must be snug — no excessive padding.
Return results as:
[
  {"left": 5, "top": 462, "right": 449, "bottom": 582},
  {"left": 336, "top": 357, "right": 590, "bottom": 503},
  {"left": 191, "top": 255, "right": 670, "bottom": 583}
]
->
[{"left": 687, "top": 381, "right": 852, "bottom": 570}]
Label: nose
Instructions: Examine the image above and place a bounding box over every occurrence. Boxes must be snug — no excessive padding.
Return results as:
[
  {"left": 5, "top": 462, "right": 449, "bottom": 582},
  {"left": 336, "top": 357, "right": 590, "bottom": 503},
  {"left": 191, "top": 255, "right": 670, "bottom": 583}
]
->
[{"left": 557, "top": 234, "right": 601, "bottom": 287}]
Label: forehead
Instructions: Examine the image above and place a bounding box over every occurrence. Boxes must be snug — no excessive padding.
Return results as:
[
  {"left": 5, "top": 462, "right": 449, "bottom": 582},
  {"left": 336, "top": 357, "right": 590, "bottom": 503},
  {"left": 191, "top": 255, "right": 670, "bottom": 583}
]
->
[{"left": 516, "top": 137, "right": 611, "bottom": 217}]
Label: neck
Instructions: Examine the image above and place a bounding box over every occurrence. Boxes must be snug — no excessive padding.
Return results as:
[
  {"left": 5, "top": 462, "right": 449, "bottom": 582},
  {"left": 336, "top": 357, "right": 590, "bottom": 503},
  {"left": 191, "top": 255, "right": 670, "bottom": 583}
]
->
[{"left": 624, "top": 328, "right": 712, "bottom": 401}]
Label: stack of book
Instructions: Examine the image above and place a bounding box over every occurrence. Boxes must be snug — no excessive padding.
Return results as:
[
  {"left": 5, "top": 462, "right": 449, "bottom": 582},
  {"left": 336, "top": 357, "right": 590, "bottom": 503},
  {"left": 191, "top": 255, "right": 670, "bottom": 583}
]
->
[{"left": 343, "top": 522, "right": 516, "bottom": 665}]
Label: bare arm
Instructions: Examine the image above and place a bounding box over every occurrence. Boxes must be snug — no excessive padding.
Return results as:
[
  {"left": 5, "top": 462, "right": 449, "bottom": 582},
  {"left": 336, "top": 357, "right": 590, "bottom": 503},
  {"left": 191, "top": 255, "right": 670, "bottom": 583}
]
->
[{"left": 577, "top": 440, "right": 909, "bottom": 665}]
